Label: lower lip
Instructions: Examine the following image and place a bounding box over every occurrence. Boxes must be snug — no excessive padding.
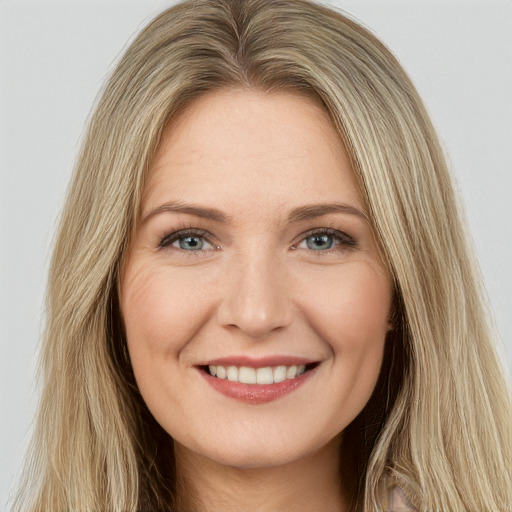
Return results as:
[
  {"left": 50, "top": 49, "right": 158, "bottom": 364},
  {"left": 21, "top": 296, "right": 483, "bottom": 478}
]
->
[{"left": 200, "top": 367, "right": 317, "bottom": 404}]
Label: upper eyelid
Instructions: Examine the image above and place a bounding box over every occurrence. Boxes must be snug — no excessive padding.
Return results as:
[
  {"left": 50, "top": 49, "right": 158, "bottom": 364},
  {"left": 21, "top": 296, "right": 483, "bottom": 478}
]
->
[{"left": 297, "top": 227, "right": 353, "bottom": 240}]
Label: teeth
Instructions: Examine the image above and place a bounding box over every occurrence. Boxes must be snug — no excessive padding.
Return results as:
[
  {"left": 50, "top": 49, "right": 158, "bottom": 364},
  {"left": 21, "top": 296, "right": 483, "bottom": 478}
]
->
[
  {"left": 273, "top": 365, "right": 287, "bottom": 383},
  {"left": 226, "top": 366, "right": 238, "bottom": 381},
  {"left": 238, "top": 366, "right": 256, "bottom": 384},
  {"left": 256, "top": 367, "right": 273, "bottom": 384},
  {"left": 286, "top": 365, "right": 297, "bottom": 379},
  {"left": 207, "top": 364, "right": 310, "bottom": 384}
]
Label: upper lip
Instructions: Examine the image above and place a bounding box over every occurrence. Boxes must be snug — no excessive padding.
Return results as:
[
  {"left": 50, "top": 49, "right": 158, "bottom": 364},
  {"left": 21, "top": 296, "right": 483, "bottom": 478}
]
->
[{"left": 198, "top": 355, "right": 319, "bottom": 368}]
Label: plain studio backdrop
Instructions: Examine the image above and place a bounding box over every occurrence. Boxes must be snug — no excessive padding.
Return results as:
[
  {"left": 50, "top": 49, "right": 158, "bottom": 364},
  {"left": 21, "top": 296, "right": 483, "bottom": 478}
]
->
[{"left": 1, "top": 0, "right": 511, "bottom": 508}]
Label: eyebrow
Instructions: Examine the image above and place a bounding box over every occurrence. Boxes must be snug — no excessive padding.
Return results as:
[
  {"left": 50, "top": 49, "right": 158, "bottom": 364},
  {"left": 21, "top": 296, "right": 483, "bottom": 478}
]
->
[
  {"left": 142, "top": 201, "right": 368, "bottom": 224},
  {"left": 142, "top": 202, "right": 232, "bottom": 223},
  {"left": 287, "top": 203, "right": 368, "bottom": 222}
]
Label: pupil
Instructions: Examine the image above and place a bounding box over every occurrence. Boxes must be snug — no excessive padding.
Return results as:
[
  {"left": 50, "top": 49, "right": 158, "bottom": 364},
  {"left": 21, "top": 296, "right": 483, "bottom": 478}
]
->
[
  {"left": 180, "top": 236, "right": 202, "bottom": 250},
  {"left": 307, "top": 234, "right": 333, "bottom": 250}
]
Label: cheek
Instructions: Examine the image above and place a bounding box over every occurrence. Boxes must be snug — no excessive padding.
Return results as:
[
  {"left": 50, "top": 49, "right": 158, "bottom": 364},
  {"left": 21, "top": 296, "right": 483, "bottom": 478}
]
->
[
  {"left": 119, "top": 260, "right": 212, "bottom": 376},
  {"left": 300, "top": 264, "right": 391, "bottom": 412},
  {"left": 302, "top": 263, "right": 391, "bottom": 346},
  {"left": 119, "top": 258, "right": 222, "bottom": 422}
]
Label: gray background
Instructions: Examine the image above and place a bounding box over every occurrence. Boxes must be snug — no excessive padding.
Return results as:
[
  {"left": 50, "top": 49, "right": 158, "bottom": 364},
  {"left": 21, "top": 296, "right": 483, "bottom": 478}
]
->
[{"left": 1, "top": 1, "right": 511, "bottom": 509}]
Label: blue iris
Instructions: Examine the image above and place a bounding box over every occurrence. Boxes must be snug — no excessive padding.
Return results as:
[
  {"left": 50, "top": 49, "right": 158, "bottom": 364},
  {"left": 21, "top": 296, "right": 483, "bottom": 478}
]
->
[
  {"left": 306, "top": 234, "right": 334, "bottom": 250},
  {"left": 179, "top": 236, "right": 204, "bottom": 250}
]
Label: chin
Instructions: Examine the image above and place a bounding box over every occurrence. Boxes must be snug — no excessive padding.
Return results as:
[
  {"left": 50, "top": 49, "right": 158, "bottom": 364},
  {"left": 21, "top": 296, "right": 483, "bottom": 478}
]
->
[
  {"left": 176, "top": 423, "right": 340, "bottom": 471},
  {"left": 203, "top": 444, "right": 309, "bottom": 470}
]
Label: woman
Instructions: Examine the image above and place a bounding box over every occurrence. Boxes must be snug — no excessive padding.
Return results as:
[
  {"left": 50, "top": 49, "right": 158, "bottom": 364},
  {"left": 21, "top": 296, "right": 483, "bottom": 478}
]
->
[{"left": 13, "top": 0, "right": 512, "bottom": 510}]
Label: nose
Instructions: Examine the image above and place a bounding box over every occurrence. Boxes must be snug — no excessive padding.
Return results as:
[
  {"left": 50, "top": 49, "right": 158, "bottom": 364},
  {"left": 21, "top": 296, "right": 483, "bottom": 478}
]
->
[{"left": 216, "top": 250, "right": 293, "bottom": 340}]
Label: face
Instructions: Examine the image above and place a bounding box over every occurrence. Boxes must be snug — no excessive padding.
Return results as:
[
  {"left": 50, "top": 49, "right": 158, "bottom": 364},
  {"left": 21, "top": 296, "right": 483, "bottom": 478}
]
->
[{"left": 119, "top": 89, "right": 392, "bottom": 469}]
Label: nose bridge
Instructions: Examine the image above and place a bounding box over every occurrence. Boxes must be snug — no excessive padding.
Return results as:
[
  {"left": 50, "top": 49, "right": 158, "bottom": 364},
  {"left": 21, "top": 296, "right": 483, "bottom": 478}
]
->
[{"left": 217, "top": 243, "right": 292, "bottom": 339}]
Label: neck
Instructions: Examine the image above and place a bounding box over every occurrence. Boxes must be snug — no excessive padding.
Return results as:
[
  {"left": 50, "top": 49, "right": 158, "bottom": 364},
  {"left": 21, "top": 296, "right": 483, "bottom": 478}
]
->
[{"left": 173, "top": 436, "right": 352, "bottom": 512}]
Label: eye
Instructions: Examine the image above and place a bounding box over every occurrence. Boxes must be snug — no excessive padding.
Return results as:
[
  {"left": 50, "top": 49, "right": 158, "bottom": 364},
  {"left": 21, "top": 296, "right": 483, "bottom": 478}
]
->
[
  {"left": 176, "top": 235, "right": 208, "bottom": 251},
  {"left": 294, "top": 228, "right": 356, "bottom": 253},
  {"left": 306, "top": 233, "right": 336, "bottom": 250},
  {"left": 159, "top": 229, "right": 217, "bottom": 252}
]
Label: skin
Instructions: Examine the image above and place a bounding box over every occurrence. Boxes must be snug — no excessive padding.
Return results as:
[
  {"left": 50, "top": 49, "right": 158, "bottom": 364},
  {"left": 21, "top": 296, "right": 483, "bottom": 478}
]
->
[{"left": 119, "top": 89, "right": 393, "bottom": 511}]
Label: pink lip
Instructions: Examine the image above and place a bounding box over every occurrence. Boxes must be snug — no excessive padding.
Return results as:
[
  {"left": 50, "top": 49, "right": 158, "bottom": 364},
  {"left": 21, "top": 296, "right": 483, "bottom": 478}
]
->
[
  {"left": 198, "top": 364, "right": 319, "bottom": 405},
  {"left": 201, "top": 355, "right": 316, "bottom": 368}
]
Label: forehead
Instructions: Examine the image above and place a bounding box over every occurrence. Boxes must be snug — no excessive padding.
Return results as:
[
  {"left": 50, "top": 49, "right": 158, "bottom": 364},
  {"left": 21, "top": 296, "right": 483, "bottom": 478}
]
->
[{"left": 143, "top": 88, "right": 364, "bottom": 218}]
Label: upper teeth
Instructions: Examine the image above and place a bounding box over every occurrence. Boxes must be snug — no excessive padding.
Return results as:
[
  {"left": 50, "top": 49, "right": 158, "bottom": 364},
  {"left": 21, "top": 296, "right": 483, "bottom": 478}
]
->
[{"left": 208, "top": 364, "right": 307, "bottom": 384}]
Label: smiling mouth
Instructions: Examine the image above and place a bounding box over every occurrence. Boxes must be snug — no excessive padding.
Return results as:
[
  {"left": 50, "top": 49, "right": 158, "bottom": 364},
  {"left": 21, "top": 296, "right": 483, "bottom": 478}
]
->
[{"left": 200, "top": 363, "right": 319, "bottom": 385}]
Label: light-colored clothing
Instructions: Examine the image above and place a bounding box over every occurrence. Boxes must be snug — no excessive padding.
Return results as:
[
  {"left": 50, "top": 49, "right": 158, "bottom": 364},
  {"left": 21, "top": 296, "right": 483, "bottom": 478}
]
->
[{"left": 388, "top": 486, "right": 419, "bottom": 512}]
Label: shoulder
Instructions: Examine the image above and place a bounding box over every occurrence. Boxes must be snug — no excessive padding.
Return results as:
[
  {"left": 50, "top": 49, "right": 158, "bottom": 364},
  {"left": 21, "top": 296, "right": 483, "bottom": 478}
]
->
[{"left": 387, "top": 485, "right": 419, "bottom": 512}]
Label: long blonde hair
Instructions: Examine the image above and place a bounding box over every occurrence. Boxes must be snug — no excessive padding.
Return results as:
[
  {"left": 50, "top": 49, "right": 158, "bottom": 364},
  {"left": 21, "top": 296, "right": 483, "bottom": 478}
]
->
[{"left": 14, "top": 1, "right": 512, "bottom": 510}]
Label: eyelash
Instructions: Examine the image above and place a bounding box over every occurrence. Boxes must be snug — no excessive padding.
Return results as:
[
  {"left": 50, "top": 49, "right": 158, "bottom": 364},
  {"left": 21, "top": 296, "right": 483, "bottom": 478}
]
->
[
  {"left": 158, "top": 226, "right": 357, "bottom": 256},
  {"left": 158, "top": 226, "right": 216, "bottom": 255},
  {"left": 292, "top": 228, "right": 357, "bottom": 254}
]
